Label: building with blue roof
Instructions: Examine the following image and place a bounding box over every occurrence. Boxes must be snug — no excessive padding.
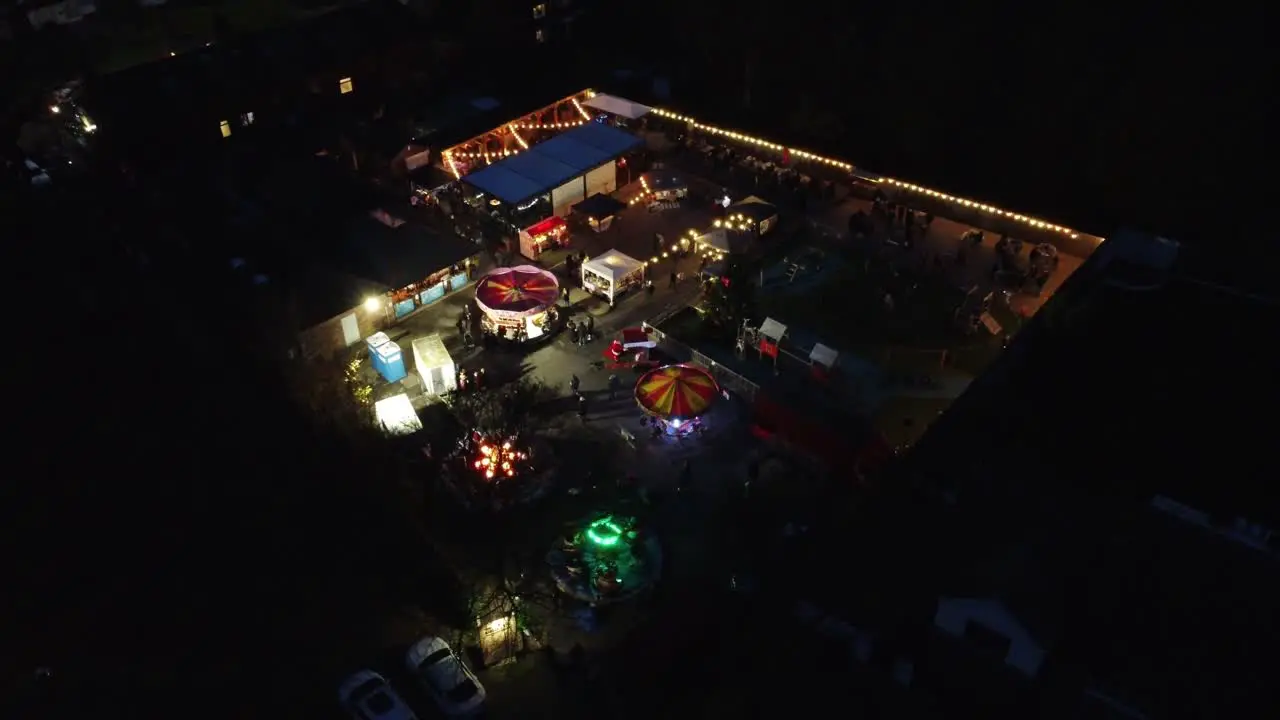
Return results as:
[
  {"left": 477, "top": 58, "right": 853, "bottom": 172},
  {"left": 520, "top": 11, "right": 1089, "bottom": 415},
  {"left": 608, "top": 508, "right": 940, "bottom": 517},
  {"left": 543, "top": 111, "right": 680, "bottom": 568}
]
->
[{"left": 462, "top": 121, "right": 642, "bottom": 222}]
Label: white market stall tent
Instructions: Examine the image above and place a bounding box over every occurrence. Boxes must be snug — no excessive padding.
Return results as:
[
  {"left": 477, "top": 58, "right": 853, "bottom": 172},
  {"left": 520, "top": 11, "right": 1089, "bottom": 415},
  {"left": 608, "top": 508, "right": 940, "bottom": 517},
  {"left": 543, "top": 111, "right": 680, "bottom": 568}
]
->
[
  {"left": 582, "top": 94, "right": 652, "bottom": 120},
  {"left": 696, "top": 227, "right": 747, "bottom": 256},
  {"left": 412, "top": 334, "right": 457, "bottom": 395},
  {"left": 581, "top": 249, "right": 645, "bottom": 303},
  {"left": 374, "top": 393, "right": 424, "bottom": 436},
  {"left": 809, "top": 343, "right": 839, "bottom": 369}
]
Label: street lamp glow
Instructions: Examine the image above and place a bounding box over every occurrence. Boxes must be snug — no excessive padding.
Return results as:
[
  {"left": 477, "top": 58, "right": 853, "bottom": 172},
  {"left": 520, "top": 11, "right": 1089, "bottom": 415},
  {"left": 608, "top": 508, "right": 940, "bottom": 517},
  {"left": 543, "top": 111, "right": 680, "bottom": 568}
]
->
[{"left": 363, "top": 297, "right": 381, "bottom": 311}]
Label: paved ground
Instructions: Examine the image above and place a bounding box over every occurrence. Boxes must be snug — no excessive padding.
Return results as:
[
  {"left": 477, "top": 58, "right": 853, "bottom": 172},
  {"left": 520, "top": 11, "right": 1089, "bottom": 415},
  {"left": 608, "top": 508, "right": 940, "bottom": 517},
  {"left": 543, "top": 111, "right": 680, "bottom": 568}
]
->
[
  {"left": 378, "top": 199, "right": 716, "bottom": 405},
  {"left": 809, "top": 194, "right": 1086, "bottom": 317}
]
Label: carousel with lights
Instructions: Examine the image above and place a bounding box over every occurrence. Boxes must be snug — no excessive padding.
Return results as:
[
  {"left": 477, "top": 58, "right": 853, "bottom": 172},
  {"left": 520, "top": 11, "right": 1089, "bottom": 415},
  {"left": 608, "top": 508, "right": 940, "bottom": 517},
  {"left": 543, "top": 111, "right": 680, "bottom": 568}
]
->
[
  {"left": 635, "top": 364, "right": 719, "bottom": 437},
  {"left": 475, "top": 265, "right": 561, "bottom": 342},
  {"left": 547, "top": 514, "right": 663, "bottom": 604},
  {"left": 471, "top": 435, "right": 529, "bottom": 480},
  {"left": 444, "top": 430, "right": 548, "bottom": 510}
]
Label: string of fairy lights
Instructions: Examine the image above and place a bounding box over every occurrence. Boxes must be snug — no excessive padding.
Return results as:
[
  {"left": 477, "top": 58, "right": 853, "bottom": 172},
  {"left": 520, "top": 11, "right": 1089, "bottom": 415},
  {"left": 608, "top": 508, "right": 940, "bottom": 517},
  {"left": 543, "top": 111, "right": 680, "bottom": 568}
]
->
[
  {"left": 438, "top": 90, "right": 1091, "bottom": 244},
  {"left": 440, "top": 96, "right": 593, "bottom": 176},
  {"left": 638, "top": 232, "right": 727, "bottom": 271},
  {"left": 649, "top": 107, "right": 1094, "bottom": 241},
  {"left": 628, "top": 175, "right": 653, "bottom": 205}
]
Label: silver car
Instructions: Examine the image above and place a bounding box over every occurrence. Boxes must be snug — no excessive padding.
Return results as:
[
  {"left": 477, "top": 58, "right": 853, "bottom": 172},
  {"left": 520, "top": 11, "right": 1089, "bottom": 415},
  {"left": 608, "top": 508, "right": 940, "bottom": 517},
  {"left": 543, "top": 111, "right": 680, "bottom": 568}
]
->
[
  {"left": 338, "top": 670, "right": 418, "bottom": 720},
  {"left": 405, "top": 635, "right": 486, "bottom": 716}
]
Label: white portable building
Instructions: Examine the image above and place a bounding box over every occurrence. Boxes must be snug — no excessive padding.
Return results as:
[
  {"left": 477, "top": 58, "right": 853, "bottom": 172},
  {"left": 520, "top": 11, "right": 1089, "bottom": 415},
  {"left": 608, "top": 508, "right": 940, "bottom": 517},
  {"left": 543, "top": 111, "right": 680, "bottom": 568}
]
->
[{"left": 412, "top": 334, "right": 457, "bottom": 395}]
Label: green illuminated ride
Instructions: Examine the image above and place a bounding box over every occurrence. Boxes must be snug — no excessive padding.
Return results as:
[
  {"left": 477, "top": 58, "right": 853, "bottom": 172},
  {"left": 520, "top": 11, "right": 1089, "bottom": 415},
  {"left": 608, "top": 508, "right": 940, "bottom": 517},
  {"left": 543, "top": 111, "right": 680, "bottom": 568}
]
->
[{"left": 585, "top": 517, "right": 625, "bottom": 547}]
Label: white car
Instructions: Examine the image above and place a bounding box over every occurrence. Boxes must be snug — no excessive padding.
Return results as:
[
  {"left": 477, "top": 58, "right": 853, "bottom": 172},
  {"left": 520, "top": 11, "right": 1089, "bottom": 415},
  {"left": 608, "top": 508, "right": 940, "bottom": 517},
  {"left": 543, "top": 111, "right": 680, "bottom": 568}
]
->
[
  {"left": 405, "top": 635, "right": 486, "bottom": 716},
  {"left": 338, "top": 670, "right": 418, "bottom": 720}
]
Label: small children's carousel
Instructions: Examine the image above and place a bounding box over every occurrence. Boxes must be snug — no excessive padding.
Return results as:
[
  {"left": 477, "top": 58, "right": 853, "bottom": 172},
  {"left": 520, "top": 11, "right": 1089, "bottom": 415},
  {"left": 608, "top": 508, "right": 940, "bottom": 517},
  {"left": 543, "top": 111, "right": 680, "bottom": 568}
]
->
[
  {"left": 634, "top": 364, "right": 719, "bottom": 438},
  {"left": 547, "top": 514, "right": 663, "bottom": 604}
]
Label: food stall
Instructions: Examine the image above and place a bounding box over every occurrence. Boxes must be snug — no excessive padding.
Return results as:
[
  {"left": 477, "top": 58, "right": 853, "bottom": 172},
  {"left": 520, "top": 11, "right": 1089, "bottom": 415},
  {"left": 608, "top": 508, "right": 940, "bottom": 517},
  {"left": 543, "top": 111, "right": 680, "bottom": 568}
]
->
[
  {"left": 518, "top": 216, "right": 569, "bottom": 261},
  {"left": 581, "top": 250, "right": 645, "bottom": 304},
  {"left": 639, "top": 170, "right": 688, "bottom": 200},
  {"left": 475, "top": 265, "right": 561, "bottom": 342},
  {"left": 727, "top": 196, "right": 779, "bottom": 236},
  {"left": 412, "top": 334, "right": 457, "bottom": 396},
  {"left": 570, "top": 193, "right": 628, "bottom": 233},
  {"left": 694, "top": 226, "right": 739, "bottom": 260}
]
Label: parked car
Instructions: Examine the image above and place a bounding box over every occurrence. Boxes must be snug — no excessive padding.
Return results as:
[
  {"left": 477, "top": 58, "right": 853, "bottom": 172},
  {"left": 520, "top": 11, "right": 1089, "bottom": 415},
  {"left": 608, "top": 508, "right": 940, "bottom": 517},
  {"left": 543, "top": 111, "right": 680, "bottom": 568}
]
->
[
  {"left": 405, "top": 635, "right": 486, "bottom": 716},
  {"left": 338, "top": 670, "right": 418, "bottom": 720}
]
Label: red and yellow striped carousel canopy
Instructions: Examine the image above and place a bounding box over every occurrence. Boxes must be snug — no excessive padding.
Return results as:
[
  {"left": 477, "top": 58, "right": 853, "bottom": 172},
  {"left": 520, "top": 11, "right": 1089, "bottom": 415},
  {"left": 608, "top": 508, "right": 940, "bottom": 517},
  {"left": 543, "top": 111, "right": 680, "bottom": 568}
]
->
[
  {"left": 475, "top": 265, "right": 560, "bottom": 316},
  {"left": 634, "top": 364, "right": 719, "bottom": 419}
]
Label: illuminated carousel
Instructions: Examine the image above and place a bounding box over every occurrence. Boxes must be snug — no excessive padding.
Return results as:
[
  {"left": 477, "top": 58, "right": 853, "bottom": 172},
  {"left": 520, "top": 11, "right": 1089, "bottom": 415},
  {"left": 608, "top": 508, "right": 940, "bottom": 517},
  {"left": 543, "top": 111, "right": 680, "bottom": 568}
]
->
[
  {"left": 635, "top": 364, "right": 719, "bottom": 437},
  {"left": 547, "top": 514, "right": 663, "bottom": 605},
  {"left": 475, "top": 266, "right": 561, "bottom": 343},
  {"left": 444, "top": 431, "right": 549, "bottom": 510}
]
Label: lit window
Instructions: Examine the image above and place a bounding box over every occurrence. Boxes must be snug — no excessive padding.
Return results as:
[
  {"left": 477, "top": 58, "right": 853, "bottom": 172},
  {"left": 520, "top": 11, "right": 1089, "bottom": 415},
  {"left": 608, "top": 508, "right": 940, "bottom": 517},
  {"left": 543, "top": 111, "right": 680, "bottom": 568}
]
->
[
  {"left": 241, "top": 112, "right": 254, "bottom": 126},
  {"left": 532, "top": 3, "right": 546, "bottom": 18},
  {"left": 339, "top": 77, "right": 354, "bottom": 94},
  {"left": 535, "top": 29, "right": 545, "bottom": 43},
  {"left": 219, "top": 120, "right": 231, "bottom": 138}
]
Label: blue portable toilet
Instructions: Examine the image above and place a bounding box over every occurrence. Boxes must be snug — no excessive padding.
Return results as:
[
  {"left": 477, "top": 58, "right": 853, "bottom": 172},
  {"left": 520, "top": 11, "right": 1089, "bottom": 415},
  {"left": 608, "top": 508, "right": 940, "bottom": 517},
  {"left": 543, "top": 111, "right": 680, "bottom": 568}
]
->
[
  {"left": 366, "top": 332, "right": 392, "bottom": 378},
  {"left": 374, "top": 341, "right": 407, "bottom": 383}
]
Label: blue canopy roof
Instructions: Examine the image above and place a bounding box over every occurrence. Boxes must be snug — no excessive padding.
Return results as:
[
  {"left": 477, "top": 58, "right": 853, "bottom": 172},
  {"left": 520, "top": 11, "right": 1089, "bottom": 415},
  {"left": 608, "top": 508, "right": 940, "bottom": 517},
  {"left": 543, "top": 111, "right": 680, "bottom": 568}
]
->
[{"left": 464, "top": 122, "right": 642, "bottom": 203}]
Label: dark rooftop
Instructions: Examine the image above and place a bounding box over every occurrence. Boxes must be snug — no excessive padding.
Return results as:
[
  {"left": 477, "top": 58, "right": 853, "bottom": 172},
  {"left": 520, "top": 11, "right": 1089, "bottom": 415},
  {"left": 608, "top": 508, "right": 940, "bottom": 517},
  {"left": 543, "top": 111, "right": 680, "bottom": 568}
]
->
[
  {"left": 341, "top": 215, "right": 478, "bottom": 290},
  {"left": 905, "top": 235, "right": 1280, "bottom": 527},
  {"left": 887, "top": 232, "right": 1280, "bottom": 716},
  {"left": 250, "top": 155, "right": 476, "bottom": 327}
]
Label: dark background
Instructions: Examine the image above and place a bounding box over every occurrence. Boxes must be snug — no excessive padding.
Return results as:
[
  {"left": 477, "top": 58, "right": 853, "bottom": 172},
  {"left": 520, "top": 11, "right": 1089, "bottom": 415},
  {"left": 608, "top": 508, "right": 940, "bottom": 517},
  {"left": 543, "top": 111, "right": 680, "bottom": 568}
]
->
[{"left": 4, "top": 1, "right": 1273, "bottom": 717}]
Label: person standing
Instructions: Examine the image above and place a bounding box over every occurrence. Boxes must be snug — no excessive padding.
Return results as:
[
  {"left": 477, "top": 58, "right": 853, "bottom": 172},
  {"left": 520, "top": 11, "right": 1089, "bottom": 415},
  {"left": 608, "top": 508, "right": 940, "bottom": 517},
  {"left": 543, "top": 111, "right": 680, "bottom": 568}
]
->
[
  {"left": 677, "top": 459, "right": 692, "bottom": 492},
  {"left": 569, "top": 373, "right": 580, "bottom": 394},
  {"left": 608, "top": 373, "right": 620, "bottom": 400}
]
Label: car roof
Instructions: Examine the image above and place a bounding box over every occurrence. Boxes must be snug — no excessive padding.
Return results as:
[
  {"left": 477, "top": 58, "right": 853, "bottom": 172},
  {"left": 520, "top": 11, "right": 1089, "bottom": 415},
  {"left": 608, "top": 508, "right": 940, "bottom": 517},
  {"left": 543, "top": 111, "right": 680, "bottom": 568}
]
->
[
  {"left": 358, "top": 685, "right": 416, "bottom": 720},
  {"left": 407, "top": 634, "right": 449, "bottom": 662}
]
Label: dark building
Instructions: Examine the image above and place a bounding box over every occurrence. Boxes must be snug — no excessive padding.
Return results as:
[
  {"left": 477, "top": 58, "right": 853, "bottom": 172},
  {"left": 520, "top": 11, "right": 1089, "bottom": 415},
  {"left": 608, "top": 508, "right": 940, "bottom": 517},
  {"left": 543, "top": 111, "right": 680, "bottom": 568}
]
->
[
  {"left": 83, "top": 0, "right": 436, "bottom": 175},
  {"left": 792, "top": 231, "right": 1280, "bottom": 719}
]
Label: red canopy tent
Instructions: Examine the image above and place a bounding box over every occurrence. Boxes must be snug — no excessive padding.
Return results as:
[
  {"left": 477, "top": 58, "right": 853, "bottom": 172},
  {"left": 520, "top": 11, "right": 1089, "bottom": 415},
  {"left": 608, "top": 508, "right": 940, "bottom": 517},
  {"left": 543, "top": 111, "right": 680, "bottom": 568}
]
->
[{"left": 519, "top": 216, "right": 568, "bottom": 259}]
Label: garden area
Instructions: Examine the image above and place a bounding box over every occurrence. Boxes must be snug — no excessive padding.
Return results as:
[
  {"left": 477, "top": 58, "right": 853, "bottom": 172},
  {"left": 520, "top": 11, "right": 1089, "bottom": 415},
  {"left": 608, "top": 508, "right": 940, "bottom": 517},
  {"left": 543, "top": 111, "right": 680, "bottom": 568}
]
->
[{"left": 758, "top": 248, "right": 1022, "bottom": 376}]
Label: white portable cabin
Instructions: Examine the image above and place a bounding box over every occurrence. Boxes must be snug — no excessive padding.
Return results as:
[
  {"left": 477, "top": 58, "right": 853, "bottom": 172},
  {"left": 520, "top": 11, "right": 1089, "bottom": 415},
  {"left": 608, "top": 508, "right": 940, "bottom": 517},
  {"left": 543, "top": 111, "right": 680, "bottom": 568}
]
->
[
  {"left": 581, "top": 249, "right": 645, "bottom": 303},
  {"left": 412, "top": 334, "right": 457, "bottom": 395},
  {"left": 374, "top": 393, "right": 424, "bottom": 436}
]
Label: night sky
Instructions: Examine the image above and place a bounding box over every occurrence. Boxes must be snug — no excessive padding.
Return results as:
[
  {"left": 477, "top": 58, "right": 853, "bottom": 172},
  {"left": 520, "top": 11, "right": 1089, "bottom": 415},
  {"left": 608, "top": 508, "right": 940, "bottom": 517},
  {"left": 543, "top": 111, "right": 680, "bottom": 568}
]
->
[{"left": 643, "top": 1, "right": 1273, "bottom": 246}]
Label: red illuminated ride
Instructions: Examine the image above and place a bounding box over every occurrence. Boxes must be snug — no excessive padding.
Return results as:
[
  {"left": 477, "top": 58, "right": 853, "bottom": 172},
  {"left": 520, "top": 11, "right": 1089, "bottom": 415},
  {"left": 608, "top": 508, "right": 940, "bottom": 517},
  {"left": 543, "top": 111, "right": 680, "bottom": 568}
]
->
[
  {"left": 634, "top": 364, "right": 719, "bottom": 435},
  {"left": 472, "top": 438, "right": 528, "bottom": 480}
]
